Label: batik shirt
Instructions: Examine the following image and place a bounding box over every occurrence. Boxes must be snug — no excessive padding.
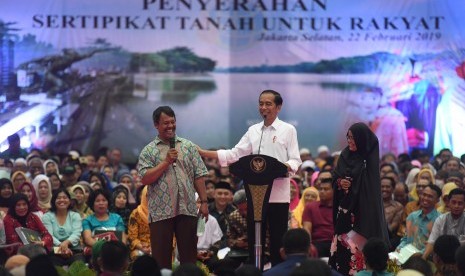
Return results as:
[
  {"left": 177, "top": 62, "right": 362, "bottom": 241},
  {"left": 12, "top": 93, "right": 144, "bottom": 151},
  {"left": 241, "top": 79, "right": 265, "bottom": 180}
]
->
[
  {"left": 227, "top": 209, "right": 247, "bottom": 249},
  {"left": 138, "top": 136, "right": 208, "bottom": 223},
  {"left": 397, "top": 208, "right": 440, "bottom": 252}
]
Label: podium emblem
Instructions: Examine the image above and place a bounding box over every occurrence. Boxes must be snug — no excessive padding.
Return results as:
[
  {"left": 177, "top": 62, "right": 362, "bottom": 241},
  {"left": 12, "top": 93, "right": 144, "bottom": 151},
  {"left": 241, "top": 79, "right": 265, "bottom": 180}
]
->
[{"left": 250, "top": 156, "right": 266, "bottom": 173}]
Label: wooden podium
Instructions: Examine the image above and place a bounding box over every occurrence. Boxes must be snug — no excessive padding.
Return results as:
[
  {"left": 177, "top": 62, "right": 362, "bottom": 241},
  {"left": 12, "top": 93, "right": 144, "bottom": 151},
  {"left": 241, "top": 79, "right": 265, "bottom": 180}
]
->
[{"left": 229, "top": 154, "right": 288, "bottom": 269}]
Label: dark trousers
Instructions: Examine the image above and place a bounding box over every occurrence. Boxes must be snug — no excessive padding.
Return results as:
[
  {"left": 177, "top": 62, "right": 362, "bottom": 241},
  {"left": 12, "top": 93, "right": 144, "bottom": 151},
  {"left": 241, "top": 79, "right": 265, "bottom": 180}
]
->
[
  {"left": 149, "top": 215, "right": 197, "bottom": 269},
  {"left": 313, "top": 241, "right": 332, "bottom": 258},
  {"left": 247, "top": 202, "right": 289, "bottom": 268}
]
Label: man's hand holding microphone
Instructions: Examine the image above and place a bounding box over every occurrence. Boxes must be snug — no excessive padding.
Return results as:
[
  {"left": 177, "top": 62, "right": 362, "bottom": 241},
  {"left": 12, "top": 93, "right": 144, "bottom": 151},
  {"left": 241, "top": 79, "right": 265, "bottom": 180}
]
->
[{"left": 166, "top": 138, "right": 177, "bottom": 167}]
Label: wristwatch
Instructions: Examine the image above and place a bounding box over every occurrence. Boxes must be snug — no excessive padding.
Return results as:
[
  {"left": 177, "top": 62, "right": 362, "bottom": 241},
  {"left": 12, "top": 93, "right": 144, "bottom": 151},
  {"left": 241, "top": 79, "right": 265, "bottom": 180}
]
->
[{"left": 200, "top": 200, "right": 208, "bottom": 204}]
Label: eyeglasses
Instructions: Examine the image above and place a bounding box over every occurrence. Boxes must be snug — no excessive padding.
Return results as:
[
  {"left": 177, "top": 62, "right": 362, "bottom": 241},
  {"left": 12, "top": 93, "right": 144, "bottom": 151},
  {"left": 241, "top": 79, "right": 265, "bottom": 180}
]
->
[
  {"left": 346, "top": 134, "right": 354, "bottom": 140},
  {"left": 416, "top": 184, "right": 428, "bottom": 189}
]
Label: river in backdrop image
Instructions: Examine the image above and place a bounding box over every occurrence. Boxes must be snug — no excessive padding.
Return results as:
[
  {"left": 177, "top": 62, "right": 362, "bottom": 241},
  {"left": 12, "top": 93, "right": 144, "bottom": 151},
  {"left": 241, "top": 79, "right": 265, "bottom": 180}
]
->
[{"left": 100, "top": 72, "right": 395, "bottom": 162}]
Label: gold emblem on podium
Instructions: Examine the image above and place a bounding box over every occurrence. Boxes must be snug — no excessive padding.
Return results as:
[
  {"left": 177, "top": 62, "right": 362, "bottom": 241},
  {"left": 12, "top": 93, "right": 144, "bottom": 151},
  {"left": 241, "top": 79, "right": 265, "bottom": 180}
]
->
[{"left": 250, "top": 156, "right": 266, "bottom": 173}]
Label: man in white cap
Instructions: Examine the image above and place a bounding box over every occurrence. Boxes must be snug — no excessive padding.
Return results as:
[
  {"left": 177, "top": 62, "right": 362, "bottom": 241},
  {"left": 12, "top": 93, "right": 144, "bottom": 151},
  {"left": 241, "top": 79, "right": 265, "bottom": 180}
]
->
[
  {"left": 299, "top": 148, "right": 312, "bottom": 162},
  {"left": 300, "top": 160, "right": 316, "bottom": 187},
  {"left": 317, "top": 145, "right": 330, "bottom": 161}
]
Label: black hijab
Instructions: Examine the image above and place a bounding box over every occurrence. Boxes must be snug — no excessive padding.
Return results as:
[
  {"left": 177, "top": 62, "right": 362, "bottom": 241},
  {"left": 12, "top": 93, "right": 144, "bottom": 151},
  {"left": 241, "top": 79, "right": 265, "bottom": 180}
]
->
[
  {"left": 0, "top": 178, "right": 14, "bottom": 208},
  {"left": 111, "top": 186, "right": 130, "bottom": 210},
  {"left": 8, "top": 193, "right": 31, "bottom": 226},
  {"left": 333, "top": 122, "right": 390, "bottom": 244}
]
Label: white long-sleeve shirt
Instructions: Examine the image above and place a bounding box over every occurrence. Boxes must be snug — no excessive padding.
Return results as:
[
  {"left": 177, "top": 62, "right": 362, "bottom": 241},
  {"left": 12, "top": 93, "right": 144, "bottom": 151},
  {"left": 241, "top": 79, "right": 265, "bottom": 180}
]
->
[
  {"left": 217, "top": 117, "right": 302, "bottom": 203},
  {"left": 197, "top": 214, "right": 223, "bottom": 250}
]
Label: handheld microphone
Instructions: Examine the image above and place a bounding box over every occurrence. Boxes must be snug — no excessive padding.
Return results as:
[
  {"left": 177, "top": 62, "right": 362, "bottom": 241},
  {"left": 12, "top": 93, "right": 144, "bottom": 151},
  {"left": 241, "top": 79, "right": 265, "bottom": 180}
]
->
[
  {"left": 258, "top": 115, "right": 266, "bottom": 155},
  {"left": 170, "top": 137, "right": 177, "bottom": 167},
  {"left": 345, "top": 169, "right": 352, "bottom": 181},
  {"left": 343, "top": 169, "right": 352, "bottom": 194}
]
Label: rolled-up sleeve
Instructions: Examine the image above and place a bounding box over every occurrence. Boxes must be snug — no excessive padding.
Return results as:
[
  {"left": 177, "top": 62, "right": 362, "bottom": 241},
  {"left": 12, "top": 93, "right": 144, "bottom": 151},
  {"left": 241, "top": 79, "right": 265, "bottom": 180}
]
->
[
  {"left": 285, "top": 126, "right": 302, "bottom": 173},
  {"left": 68, "top": 212, "right": 83, "bottom": 246}
]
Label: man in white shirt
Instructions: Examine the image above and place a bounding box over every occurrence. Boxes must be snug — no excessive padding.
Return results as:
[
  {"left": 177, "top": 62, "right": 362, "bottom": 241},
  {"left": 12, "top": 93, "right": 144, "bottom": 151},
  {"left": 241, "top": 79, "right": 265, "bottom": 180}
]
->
[
  {"left": 198, "top": 90, "right": 302, "bottom": 267},
  {"left": 195, "top": 193, "right": 222, "bottom": 269}
]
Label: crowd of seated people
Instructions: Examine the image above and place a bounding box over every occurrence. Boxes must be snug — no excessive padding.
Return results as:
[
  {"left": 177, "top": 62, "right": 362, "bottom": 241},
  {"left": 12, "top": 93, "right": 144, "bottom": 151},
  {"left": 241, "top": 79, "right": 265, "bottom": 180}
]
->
[{"left": 1, "top": 137, "right": 465, "bottom": 275}]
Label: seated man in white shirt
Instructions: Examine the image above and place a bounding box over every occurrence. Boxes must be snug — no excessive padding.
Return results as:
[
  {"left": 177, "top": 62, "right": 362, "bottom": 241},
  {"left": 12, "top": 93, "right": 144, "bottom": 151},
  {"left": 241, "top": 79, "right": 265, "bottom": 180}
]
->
[{"left": 195, "top": 193, "right": 223, "bottom": 269}]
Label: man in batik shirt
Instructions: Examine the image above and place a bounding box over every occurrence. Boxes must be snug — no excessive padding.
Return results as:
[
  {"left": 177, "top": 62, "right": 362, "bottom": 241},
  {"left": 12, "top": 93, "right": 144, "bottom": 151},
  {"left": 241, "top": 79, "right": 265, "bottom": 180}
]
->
[{"left": 138, "top": 106, "right": 209, "bottom": 269}]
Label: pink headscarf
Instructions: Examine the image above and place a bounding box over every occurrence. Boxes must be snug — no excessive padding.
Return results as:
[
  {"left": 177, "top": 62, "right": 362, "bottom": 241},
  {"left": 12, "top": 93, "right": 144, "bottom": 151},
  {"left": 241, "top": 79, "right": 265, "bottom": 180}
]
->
[
  {"left": 289, "top": 179, "right": 300, "bottom": 211},
  {"left": 311, "top": 171, "right": 320, "bottom": 187},
  {"left": 17, "top": 182, "right": 40, "bottom": 212}
]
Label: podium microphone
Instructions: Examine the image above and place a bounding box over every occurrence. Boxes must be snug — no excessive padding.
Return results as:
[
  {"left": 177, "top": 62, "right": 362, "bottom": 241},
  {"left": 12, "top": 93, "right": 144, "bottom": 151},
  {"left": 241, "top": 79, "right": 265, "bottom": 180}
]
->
[
  {"left": 170, "top": 137, "right": 177, "bottom": 167},
  {"left": 258, "top": 115, "right": 266, "bottom": 155}
]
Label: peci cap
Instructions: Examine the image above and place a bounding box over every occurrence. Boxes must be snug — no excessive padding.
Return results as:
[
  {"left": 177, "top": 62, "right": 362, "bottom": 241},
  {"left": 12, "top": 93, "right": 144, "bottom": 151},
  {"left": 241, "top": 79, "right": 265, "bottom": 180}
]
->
[
  {"left": 299, "top": 148, "right": 311, "bottom": 155},
  {"left": 233, "top": 189, "right": 247, "bottom": 205},
  {"left": 215, "top": 181, "right": 234, "bottom": 192}
]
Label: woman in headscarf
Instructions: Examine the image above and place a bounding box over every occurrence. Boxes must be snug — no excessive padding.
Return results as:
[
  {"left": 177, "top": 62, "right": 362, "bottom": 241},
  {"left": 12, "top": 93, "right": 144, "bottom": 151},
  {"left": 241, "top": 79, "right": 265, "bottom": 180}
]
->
[
  {"left": 47, "top": 172, "right": 64, "bottom": 193},
  {"left": 43, "top": 159, "right": 60, "bottom": 176},
  {"left": 128, "top": 186, "right": 151, "bottom": 260},
  {"left": 87, "top": 171, "right": 112, "bottom": 193},
  {"left": 109, "top": 185, "right": 132, "bottom": 232},
  {"left": 117, "top": 173, "right": 137, "bottom": 208},
  {"left": 31, "top": 174, "right": 52, "bottom": 213},
  {"left": 437, "top": 182, "right": 459, "bottom": 214},
  {"left": 17, "top": 182, "right": 42, "bottom": 218},
  {"left": 409, "top": 168, "right": 435, "bottom": 201},
  {"left": 3, "top": 193, "right": 53, "bottom": 255},
  {"left": 291, "top": 186, "right": 320, "bottom": 228},
  {"left": 311, "top": 171, "right": 320, "bottom": 187},
  {"left": 329, "top": 122, "right": 389, "bottom": 276},
  {"left": 101, "top": 165, "right": 117, "bottom": 189},
  {"left": 289, "top": 178, "right": 300, "bottom": 211},
  {"left": 0, "top": 178, "right": 14, "bottom": 218},
  {"left": 405, "top": 168, "right": 420, "bottom": 196},
  {"left": 11, "top": 171, "right": 28, "bottom": 193},
  {"left": 70, "top": 183, "right": 94, "bottom": 219}
]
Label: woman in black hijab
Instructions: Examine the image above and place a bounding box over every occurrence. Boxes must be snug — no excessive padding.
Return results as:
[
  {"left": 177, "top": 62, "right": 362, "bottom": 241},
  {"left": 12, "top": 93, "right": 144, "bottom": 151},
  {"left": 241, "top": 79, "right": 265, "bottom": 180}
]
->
[
  {"left": 0, "top": 178, "right": 14, "bottom": 216},
  {"left": 3, "top": 193, "right": 53, "bottom": 255},
  {"left": 328, "top": 122, "right": 389, "bottom": 276}
]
